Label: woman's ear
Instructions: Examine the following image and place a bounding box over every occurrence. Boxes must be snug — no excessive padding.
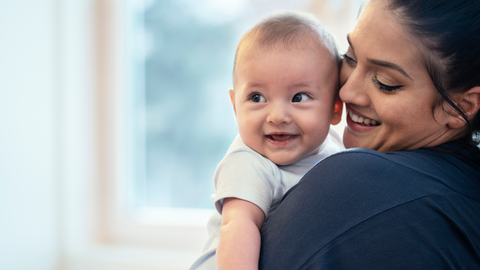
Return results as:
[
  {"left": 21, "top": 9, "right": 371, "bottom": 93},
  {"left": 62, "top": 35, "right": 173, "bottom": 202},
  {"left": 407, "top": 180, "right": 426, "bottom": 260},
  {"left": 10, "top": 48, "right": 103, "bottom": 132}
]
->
[
  {"left": 447, "top": 86, "right": 480, "bottom": 129},
  {"left": 331, "top": 97, "right": 343, "bottom": 125},
  {"left": 229, "top": 89, "right": 237, "bottom": 116}
]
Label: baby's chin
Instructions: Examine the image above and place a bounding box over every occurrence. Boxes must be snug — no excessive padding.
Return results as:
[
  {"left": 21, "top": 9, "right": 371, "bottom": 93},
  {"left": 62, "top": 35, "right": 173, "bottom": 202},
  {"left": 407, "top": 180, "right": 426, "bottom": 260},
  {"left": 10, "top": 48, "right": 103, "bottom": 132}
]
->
[
  {"left": 261, "top": 147, "right": 320, "bottom": 166},
  {"left": 266, "top": 154, "right": 304, "bottom": 166}
]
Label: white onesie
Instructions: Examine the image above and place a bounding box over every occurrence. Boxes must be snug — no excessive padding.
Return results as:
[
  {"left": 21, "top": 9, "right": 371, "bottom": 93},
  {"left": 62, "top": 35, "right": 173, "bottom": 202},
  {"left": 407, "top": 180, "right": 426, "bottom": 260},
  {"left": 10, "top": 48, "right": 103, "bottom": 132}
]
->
[{"left": 189, "top": 129, "right": 344, "bottom": 270}]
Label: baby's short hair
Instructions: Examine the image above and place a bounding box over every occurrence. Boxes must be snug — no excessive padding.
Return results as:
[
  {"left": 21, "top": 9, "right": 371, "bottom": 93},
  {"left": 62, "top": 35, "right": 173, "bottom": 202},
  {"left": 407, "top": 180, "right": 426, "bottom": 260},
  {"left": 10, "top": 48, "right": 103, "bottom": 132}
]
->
[{"left": 233, "top": 11, "right": 340, "bottom": 83}]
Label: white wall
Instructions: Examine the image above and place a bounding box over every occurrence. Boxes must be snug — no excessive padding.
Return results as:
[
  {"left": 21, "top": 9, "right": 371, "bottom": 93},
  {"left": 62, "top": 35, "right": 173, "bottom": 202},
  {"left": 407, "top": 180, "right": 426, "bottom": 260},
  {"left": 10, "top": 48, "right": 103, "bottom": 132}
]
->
[{"left": 0, "top": 1, "right": 59, "bottom": 269}]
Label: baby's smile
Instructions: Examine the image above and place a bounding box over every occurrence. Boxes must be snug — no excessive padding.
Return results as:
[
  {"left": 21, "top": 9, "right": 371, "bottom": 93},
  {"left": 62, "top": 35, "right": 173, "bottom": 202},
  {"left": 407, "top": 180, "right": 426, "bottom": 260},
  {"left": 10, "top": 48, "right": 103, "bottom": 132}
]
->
[{"left": 265, "top": 133, "right": 299, "bottom": 147}]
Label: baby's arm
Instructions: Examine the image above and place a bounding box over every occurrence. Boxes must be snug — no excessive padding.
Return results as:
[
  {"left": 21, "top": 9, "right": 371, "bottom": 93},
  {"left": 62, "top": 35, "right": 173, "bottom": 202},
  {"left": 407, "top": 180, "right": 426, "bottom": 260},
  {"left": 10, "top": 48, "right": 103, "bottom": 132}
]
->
[{"left": 217, "top": 197, "right": 265, "bottom": 270}]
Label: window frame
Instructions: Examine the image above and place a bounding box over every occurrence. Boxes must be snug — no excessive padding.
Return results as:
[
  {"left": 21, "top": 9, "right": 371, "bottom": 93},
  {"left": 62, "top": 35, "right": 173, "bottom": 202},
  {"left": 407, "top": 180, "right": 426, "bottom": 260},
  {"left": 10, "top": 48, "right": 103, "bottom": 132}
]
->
[
  {"left": 60, "top": 0, "right": 212, "bottom": 269},
  {"left": 101, "top": 0, "right": 215, "bottom": 249}
]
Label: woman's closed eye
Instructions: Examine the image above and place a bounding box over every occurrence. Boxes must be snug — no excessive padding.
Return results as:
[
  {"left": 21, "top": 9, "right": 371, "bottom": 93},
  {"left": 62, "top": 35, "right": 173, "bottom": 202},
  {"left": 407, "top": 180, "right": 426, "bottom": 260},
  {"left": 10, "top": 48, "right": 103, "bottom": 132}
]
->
[
  {"left": 292, "top": 93, "right": 310, "bottom": 103},
  {"left": 372, "top": 76, "right": 403, "bottom": 92},
  {"left": 250, "top": 93, "right": 266, "bottom": 103},
  {"left": 341, "top": 53, "right": 357, "bottom": 67}
]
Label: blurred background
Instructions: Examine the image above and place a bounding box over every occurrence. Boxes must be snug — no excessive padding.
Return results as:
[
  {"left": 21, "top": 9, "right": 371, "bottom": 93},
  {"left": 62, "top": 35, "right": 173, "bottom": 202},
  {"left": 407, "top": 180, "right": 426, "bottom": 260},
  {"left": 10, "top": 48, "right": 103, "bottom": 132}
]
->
[{"left": 0, "top": 0, "right": 361, "bottom": 269}]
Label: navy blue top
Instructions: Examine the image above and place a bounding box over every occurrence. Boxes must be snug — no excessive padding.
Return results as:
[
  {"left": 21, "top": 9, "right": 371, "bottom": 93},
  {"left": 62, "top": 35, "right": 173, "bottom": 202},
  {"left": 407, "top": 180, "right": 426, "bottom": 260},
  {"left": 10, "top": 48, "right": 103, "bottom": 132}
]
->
[{"left": 259, "top": 141, "right": 480, "bottom": 269}]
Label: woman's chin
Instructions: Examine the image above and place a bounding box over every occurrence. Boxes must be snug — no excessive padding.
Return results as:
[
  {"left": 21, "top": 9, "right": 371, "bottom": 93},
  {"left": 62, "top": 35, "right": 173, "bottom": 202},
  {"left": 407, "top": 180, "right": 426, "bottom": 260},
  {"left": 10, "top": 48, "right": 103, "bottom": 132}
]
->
[
  {"left": 342, "top": 130, "right": 360, "bottom": 149},
  {"left": 342, "top": 128, "right": 376, "bottom": 150}
]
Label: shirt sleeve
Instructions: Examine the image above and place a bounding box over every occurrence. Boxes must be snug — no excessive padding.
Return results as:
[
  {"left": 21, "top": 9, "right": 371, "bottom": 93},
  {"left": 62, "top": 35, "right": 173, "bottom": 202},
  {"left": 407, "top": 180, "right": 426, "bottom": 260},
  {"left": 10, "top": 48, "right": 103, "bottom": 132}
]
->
[{"left": 212, "top": 150, "right": 281, "bottom": 217}]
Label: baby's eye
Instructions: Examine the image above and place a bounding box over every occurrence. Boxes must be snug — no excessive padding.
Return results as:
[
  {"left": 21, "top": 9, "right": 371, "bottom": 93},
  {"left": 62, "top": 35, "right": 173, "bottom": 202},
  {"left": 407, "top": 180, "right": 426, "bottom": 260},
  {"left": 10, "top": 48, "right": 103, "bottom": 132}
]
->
[
  {"left": 292, "top": 93, "right": 310, "bottom": 102},
  {"left": 251, "top": 93, "right": 266, "bottom": 103}
]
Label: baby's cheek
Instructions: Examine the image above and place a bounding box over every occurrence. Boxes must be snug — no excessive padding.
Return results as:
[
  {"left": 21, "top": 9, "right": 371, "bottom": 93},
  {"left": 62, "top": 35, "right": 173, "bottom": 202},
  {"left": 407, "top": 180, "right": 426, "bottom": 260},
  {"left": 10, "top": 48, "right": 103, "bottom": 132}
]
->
[{"left": 308, "top": 122, "right": 331, "bottom": 143}]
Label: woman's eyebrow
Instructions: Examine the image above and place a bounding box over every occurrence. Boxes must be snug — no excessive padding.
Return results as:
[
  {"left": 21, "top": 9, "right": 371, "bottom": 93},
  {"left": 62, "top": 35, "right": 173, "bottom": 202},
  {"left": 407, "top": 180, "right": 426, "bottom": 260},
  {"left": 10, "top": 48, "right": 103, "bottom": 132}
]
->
[
  {"left": 367, "top": 58, "right": 413, "bottom": 80},
  {"left": 347, "top": 34, "right": 412, "bottom": 81},
  {"left": 346, "top": 34, "right": 354, "bottom": 52}
]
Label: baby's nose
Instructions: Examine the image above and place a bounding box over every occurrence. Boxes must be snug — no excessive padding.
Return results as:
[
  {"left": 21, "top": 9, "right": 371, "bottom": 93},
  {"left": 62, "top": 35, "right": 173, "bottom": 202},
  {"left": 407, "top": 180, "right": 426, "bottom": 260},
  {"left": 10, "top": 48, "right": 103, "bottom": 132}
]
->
[{"left": 266, "top": 103, "right": 291, "bottom": 125}]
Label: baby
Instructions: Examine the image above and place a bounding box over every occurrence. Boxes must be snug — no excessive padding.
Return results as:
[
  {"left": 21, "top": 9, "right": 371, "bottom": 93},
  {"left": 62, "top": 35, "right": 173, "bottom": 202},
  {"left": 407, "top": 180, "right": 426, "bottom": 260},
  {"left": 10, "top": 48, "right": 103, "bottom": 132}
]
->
[{"left": 190, "top": 11, "right": 344, "bottom": 270}]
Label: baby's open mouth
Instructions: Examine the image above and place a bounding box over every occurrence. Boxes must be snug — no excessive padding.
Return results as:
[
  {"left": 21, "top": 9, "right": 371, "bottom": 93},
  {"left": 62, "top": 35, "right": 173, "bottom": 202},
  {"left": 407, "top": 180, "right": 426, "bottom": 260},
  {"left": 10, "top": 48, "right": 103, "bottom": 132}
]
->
[
  {"left": 266, "top": 134, "right": 298, "bottom": 141},
  {"left": 349, "top": 111, "right": 381, "bottom": 127}
]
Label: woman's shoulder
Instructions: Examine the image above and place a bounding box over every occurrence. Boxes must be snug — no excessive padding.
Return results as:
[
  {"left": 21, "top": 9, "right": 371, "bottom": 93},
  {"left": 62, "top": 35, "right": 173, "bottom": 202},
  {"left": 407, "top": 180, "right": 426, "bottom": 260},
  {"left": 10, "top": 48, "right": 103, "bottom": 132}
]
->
[
  {"left": 322, "top": 146, "right": 430, "bottom": 161},
  {"left": 312, "top": 147, "right": 415, "bottom": 173},
  {"left": 319, "top": 144, "right": 479, "bottom": 177},
  {"left": 260, "top": 146, "right": 480, "bottom": 269},
  {"left": 307, "top": 144, "right": 480, "bottom": 202}
]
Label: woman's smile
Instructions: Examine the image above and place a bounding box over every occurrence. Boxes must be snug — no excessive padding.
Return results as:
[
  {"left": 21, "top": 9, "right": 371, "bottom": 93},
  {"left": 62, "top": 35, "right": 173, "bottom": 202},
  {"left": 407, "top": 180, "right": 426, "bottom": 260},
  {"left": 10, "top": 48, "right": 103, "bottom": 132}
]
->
[{"left": 347, "top": 108, "right": 380, "bottom": 127}]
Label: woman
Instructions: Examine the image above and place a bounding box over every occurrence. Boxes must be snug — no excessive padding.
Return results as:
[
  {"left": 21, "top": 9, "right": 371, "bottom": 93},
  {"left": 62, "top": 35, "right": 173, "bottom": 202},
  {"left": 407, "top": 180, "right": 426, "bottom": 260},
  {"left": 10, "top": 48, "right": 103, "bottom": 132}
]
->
[{"left": 259, "top": 0, "right": 480, "bottom": 269}]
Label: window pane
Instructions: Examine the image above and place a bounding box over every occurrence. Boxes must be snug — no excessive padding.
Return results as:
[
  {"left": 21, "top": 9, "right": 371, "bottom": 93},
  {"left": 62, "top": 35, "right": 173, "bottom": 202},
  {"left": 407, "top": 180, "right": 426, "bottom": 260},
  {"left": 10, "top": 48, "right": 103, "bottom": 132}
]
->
[{"left": 128, "top": 0, "right": 360, "bottom": 210}]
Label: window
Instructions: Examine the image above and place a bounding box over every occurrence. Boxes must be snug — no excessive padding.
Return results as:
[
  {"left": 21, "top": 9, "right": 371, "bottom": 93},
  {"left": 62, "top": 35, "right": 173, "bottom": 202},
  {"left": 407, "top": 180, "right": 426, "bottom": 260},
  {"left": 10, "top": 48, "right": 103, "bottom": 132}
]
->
[
  {"left": 59, "top": 1, "right": 363, "bottom": 269},
  {"left": 124, "top": 0, "right": 360, "bottom": 220},
  {"left": 128, "top": 0, "right": 242, "bottom": 211},
  {"left": 87, "top": 0, "right": 361, "bottom": 268}
]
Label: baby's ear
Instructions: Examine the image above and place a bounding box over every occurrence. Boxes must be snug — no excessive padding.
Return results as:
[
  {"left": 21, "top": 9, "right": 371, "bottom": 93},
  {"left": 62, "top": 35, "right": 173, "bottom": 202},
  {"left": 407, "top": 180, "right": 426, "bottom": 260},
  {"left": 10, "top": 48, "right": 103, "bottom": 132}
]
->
[
  {"left": 446, "top": 86, "right": 480, "bottom": 129},
  {"left": 229, "top": 89, "right": 237, "bottom": 116},
  {"left": 331, "top": 97, "right": 343, "bottom": 125}
]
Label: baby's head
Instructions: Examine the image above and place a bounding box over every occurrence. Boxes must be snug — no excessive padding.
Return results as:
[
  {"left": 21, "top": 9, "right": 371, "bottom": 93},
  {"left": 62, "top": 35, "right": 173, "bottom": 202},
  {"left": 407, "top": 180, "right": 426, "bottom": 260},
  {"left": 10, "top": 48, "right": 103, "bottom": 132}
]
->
[{"left": 229, "top": 12, "right": 343, "bottom": 165}]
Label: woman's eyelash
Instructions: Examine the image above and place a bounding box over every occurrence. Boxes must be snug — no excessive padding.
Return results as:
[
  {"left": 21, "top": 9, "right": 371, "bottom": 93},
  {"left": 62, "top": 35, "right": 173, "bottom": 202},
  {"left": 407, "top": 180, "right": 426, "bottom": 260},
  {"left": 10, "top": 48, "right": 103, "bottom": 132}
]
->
[
  {"left": 341, "top": 53, "right": 402, "bottom": 92},
  {"left": 341, "top": 54, "right": 357, "bottom": 65},
  {"left": 372, "top": 77, "right": 403, "bottom": 92}
]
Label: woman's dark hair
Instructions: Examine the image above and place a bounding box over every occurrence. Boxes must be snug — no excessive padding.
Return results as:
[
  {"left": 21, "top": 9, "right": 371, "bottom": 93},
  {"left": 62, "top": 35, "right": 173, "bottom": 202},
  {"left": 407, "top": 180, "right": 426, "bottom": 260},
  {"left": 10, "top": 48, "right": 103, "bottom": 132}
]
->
[{"left": 384, "top": 0, "right": 480, "bottom": 146}]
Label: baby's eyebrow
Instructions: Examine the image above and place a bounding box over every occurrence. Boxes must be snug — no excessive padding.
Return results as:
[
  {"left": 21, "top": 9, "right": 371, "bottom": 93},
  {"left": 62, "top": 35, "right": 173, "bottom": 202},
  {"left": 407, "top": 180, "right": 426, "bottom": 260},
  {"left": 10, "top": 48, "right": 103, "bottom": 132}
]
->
[
  {"left": 291, "top": 83, "right": 310, "bottom": 87},
  {"left": 288, "top": 82, "right": 315, "bottom": 91},
  {"left": 246, "top": 82, "right": 264, "bottom": 88}
]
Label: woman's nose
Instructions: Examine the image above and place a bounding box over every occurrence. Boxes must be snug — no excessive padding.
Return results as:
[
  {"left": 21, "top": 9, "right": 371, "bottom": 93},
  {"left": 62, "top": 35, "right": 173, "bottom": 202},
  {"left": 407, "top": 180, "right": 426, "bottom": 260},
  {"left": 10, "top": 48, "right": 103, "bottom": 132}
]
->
[
  {"left": 266, "top": 102, "right": 291, "bottom": 125},
  {"left": 339, "top": 68, "right": 370, "bottom": 107}
]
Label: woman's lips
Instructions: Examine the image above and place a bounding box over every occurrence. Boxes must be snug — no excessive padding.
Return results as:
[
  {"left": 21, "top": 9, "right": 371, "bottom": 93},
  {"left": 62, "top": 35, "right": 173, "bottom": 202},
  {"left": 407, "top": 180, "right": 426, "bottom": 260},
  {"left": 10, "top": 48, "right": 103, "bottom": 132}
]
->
[
  {"left": 348, "top": 110, "right": 380, "bottom": 126},
  {"left": 265, "top": 134, "right": 298, "bottom": 147}
]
